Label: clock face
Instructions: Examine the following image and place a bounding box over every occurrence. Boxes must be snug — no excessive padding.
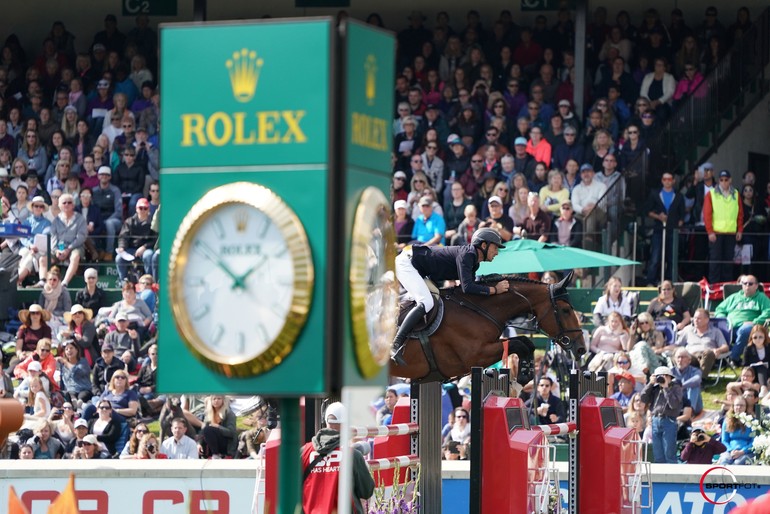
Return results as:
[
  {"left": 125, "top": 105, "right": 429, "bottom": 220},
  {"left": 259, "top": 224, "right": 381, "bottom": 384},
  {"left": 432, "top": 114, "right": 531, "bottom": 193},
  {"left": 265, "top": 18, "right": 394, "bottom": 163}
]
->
[
  {"left": 169, "top": 183, "right": 313, "bottom": 377},
  {"left": 349, "top": 187, "right": 398, "bottom": 378}
]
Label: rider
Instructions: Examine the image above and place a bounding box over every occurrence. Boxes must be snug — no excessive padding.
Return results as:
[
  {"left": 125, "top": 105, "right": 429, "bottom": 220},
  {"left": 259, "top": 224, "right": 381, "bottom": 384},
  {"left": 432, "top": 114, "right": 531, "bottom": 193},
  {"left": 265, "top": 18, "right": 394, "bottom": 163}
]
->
[{"left": 391, "top": 228, "right": 509, "bottom": 365}]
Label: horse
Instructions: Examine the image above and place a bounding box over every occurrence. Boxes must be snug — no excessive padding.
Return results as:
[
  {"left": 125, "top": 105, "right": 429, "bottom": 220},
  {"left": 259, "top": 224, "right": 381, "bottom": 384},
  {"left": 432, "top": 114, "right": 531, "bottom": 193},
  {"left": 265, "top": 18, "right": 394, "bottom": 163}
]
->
[{"left": 390, "top": 272, "right": 586, "bottom": 382}]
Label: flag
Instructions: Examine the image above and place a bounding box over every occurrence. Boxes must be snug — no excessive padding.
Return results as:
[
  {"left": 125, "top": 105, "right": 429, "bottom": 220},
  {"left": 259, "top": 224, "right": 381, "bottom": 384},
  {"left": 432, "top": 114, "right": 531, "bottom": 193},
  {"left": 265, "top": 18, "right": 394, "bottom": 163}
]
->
[
  {"left": 8, "top": 486, "right": 30, "bottom": 514},
  {"left": 47, "top": 474, "right": 80, "bottom": 514}
]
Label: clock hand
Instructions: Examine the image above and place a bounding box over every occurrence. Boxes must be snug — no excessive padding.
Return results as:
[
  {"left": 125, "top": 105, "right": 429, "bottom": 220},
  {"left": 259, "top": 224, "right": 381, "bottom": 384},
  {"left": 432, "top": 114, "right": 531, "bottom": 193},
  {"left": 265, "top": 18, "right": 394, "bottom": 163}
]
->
[
  {"left": 193, "top": 240, "right": 243, "bottom": 289},
  {"left": 236, "top": 255, "right": 268, "bottom": 287}
]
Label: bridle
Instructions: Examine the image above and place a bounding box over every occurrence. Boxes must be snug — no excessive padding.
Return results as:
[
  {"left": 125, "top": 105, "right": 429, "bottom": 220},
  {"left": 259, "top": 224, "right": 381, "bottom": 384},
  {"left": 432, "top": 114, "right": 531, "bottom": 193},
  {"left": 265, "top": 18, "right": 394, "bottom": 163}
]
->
[{"left": 544, "top": 283, "right": 584, "bottom": 353}]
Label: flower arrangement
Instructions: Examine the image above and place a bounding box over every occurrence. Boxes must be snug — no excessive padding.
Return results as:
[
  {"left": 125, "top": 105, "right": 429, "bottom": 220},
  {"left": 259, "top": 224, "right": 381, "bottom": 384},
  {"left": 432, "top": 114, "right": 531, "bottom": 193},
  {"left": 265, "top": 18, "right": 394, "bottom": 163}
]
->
[
  {"left": 735, "top": 412, "right": 770, "bottom": 465},
  {"left": 366, "top": 462, "right": 421, "bottom": 514}
]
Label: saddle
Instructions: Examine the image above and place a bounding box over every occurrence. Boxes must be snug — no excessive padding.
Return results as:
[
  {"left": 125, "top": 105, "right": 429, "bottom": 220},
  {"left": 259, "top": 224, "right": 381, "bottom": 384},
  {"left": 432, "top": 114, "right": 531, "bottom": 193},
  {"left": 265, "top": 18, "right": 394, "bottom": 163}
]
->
[{"left": 397, "top": 279, "right": 444, "bottom": 337}]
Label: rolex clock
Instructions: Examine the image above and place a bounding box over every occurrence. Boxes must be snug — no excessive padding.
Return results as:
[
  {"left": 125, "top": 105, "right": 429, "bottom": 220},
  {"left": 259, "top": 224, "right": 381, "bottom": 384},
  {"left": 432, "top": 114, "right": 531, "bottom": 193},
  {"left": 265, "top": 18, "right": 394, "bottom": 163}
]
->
[
  {"left": 168, "top": 182, "right": 313, "bottom": 377},
  {"left": 349, "top": 187, "right": 398, "bottom": 378}
]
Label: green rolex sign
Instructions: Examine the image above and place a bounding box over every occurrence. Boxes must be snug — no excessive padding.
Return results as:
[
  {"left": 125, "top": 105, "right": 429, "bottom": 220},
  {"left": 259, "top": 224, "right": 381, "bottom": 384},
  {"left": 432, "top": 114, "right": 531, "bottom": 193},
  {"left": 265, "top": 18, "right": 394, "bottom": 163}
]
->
[{"left": 159, "top": 19, "right": 332, "bottom": 396}]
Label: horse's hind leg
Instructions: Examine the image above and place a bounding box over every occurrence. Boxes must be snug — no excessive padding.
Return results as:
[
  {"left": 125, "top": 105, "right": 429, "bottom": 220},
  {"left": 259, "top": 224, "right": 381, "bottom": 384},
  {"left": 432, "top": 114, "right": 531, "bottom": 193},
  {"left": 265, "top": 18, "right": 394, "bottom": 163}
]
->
[{"left": 508, "top": 336, "right": 536, "bottom": 385}]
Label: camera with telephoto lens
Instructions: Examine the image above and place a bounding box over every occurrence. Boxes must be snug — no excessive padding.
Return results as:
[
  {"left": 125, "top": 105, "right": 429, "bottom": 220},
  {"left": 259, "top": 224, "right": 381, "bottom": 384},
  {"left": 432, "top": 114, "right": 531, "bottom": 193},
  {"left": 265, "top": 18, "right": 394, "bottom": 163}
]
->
[
  {"left": 146, "top": 443, "right": 156, "bottom": 453},
  {"left": 77, "top": 440, "right": 85, "bottom": 447},
  {"left": 697, "top": 433, "right": 706, "bottom": 442},
  {"left": 655, "top": 375, "right": 666, "bottom": 384}
]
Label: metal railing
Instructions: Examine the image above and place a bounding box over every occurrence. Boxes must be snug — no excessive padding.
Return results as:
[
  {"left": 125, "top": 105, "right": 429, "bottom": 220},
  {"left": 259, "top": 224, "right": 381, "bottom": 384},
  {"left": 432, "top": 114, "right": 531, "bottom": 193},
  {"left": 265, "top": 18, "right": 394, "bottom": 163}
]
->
[{"left": 583, "top": 9, "right": 769, "bottom": 260}]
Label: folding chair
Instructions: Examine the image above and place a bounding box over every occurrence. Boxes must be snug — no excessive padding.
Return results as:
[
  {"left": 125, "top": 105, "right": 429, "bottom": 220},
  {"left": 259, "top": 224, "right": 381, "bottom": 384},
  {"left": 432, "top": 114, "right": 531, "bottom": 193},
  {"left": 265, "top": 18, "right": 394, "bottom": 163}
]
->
[
  {"left": 654, "top": 319, "right": 677, "bottom": 346},
  {"left": 710, "top": 317, "right": 739, "bottom": 385},
  {"left": 654, "top": 319, "right": 677, "bottom": 365}
]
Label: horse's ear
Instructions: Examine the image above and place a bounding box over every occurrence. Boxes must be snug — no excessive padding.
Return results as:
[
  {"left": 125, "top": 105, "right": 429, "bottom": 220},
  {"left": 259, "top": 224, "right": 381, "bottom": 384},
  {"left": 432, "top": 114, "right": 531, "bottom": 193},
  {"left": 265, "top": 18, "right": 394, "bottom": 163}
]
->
[{"left": 556, "top": 271, "right": 573, "bottom": 289}]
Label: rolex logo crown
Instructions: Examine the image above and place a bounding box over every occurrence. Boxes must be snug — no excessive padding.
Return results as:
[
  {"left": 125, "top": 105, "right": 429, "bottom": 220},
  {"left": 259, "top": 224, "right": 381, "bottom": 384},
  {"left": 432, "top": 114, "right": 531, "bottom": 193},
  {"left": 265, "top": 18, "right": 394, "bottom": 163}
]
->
[
  {"left": 364, "top": 55, "right": 377, "bottom": 106},
  {"left": 226, "top": 49, "right": 264, "bottom": 103},
  {"left": 235, "top": 209, "right": 249, "bottom": 232}
]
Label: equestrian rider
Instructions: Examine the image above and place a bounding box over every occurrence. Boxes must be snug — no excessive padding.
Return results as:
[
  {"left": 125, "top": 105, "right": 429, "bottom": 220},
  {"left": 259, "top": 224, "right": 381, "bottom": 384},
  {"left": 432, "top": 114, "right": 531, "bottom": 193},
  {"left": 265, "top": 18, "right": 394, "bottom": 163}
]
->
[{"left": 391, "top": 228, "right": 509, "bottom": 365}]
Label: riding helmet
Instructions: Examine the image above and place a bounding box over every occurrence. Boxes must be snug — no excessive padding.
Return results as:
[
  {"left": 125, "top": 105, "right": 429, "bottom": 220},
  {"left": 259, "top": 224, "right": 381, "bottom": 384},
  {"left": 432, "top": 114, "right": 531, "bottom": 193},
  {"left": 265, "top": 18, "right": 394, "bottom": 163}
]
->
[{"left": 471, "top": 228, "right": 506, "bottom": 248}]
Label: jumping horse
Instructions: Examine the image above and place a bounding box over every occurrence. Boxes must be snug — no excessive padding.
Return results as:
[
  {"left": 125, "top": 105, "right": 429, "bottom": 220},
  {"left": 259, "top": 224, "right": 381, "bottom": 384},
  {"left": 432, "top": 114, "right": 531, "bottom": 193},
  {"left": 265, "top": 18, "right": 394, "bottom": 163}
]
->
[{"left": 391, "top": 272, "right": 587, "bottom": 382}]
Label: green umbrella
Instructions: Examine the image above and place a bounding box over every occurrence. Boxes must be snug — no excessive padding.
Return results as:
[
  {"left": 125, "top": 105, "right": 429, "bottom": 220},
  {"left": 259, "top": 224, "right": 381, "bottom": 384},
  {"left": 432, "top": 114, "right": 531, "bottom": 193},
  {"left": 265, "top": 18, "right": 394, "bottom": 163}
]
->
[{"left": 477, "top": 238, "right": 639, "bottom": 275}]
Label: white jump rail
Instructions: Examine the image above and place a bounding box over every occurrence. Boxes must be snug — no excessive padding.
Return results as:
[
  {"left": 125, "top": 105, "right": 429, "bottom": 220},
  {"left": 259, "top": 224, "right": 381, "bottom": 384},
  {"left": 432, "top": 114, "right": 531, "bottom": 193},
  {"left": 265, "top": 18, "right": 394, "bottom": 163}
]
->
[
  {"left": 366, "top": 454, "right": 421, "bottom": 471},
  {"left": 350, "top": 423, "right": 420, "bottom": 439}
]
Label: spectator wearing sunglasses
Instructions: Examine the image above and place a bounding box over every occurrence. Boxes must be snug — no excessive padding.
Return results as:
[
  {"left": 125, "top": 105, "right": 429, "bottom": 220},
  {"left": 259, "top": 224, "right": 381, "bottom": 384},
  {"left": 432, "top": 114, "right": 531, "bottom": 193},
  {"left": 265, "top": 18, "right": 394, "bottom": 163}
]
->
[{"left": 715, "top": 274, "right": 770, "bottom": 365}]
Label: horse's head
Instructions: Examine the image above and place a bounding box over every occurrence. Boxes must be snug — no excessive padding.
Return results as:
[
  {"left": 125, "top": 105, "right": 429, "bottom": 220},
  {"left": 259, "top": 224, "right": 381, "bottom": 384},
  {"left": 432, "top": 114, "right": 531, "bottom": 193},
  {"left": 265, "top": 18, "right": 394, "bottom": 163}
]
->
[{"left": 541, "top": 272, "right": 587, "bottom": 359}]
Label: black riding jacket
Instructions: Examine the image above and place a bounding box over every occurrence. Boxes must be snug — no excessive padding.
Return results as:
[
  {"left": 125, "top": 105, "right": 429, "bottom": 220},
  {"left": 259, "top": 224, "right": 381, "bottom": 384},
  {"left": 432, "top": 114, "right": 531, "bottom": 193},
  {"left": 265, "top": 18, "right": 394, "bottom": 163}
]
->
[{"left": 410, "top": 245, "right": 490, "bottom": 296}]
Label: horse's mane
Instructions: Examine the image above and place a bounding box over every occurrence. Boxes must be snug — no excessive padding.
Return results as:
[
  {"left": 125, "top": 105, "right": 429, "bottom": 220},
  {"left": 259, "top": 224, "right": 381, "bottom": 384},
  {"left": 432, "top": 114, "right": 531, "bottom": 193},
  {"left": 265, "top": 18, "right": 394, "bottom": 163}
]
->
[{"left": 476, "top": 274, "right": 545, "bottom": 286}]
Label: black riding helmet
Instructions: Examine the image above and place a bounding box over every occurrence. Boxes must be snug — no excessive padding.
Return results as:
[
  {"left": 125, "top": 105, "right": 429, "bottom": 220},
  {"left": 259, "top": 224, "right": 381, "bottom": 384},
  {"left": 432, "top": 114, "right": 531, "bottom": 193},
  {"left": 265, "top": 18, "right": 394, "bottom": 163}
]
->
[{"left": 471, "top": 228, "right": 506, "bottom": 249}]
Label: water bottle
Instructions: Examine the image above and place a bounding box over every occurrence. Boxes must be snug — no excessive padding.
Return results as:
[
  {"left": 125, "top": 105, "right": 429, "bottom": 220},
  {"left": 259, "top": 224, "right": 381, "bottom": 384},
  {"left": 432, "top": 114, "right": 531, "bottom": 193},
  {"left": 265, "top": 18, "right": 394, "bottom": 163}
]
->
[{"left": 58, "top": 242, "right": 65, "bottom": 252}]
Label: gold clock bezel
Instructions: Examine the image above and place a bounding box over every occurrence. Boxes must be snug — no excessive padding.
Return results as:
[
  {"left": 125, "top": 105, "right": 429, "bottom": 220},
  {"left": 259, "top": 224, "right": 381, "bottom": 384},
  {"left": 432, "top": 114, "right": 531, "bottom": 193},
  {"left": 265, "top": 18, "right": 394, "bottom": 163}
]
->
[
  {"left": 349, "top": 186, "right": 398, "bottom": 378},
  {"left": 168, "top": 182, "right": 314, "bottom": 378}
]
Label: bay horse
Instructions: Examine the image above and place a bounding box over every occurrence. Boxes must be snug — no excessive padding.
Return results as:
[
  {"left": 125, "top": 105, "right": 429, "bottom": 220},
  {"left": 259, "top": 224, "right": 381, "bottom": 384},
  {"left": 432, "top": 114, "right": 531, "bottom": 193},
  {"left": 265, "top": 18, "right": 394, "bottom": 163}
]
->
[{"left": 390, "top": 273, "right": 586, "bottom": 382}]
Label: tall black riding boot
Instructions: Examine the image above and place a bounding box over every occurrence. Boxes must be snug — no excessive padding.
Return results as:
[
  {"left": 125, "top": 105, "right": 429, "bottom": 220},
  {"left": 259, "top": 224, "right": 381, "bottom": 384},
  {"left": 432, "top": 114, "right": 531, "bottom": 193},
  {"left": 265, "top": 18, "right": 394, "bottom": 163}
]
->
[{"left": 391, "top": 303, "right": 426, "bottom": 366}]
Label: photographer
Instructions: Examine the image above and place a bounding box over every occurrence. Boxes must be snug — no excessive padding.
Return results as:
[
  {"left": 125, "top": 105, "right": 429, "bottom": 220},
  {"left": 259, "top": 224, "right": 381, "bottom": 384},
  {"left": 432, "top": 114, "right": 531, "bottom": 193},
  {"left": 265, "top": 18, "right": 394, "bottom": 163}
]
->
[
  {"left": 640, "top": 366, "right": 683, "bottom": 463},
  {"left": 137, "top": 432, "right": 167, "bottom": 459},
  {"left": 301, "top": 402, "right": 374, "bottom": 514},
  {"left": 681, "top": 428, "right": 726, "bottom": 464}
]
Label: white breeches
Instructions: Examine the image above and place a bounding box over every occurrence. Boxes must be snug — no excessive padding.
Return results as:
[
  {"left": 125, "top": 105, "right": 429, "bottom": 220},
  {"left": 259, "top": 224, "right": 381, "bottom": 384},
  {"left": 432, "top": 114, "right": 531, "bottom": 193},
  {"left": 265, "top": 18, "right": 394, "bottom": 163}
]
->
[{"left": 395, "top": 251, "right": 435, "bottom": 312}]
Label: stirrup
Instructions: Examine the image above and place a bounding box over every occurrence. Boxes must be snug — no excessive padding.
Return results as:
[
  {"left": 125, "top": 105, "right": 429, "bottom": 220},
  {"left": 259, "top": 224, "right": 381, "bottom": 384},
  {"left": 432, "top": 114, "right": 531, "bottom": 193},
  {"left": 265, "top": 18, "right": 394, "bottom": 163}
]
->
[{"left": 391, "top": 343, "right": 407, "bottom": 366}]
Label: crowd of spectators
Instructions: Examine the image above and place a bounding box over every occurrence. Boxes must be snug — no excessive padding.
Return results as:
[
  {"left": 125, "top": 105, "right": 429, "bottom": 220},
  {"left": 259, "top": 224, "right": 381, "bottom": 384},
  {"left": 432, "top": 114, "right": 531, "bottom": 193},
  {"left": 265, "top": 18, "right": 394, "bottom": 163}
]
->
[
  {"left": 0, "top": 6, "right": 768, "bottom": 466},
  {"left": 384, "top": 6, "right": 763, "bottom": 286}
]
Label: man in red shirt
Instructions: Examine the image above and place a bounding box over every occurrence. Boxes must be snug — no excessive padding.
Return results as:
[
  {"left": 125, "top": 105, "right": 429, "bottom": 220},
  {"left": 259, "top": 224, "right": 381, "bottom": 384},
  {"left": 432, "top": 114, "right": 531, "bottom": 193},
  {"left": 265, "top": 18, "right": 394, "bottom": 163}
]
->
[{"left": 301, "top": 402, "right": 374, "bottom": 514}]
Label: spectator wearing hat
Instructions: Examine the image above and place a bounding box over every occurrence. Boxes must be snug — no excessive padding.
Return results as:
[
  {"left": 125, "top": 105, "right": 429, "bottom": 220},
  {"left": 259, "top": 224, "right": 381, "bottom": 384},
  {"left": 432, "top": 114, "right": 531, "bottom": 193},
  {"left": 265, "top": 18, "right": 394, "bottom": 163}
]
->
[
  {"left": 13, "top": 304, "right": 53, "bottom": 364},
  {"left": 511, "top": 137, "right": 537, "bottom": 180},
  {"left": 71, "top": 433, "right": 107, "bottom": 459},
  {"left": 91, "top": 343, "right": 124, "bottom": 397},
  {"left": 641, "top": 366, "right": 683, "bottom": 463},
  {"left": 63, "top": 304, "right": 98, "bottom": 364},
  {"left": 393, "top": 200, "right": 415, "bottom": 249},
  {"left": 301, "top": 401, "right": 374, "bottom": 514},
  {"left": 611, "top": 372, "right": 636, "bottom": 409},
  {"left": 17, "top": 196, "right": 52, "bottom": 285},
  {"left": 681, "top": 428, "right": 726, "bottom": 464},
  {"left": 443, "top": 135, "right": 470, "bottom": 197},
  {"left": 391, "top": 170, "right": 408, "bottom": 204},
  {"left": 64, "top": 418, "right": 91, "bottom": 457},
  {"left": 644, "top": 171, "right": 685, "bottom": 285},
  {"left": 86, "top": 80, "right": 114, "bottom": 130},
  {"left": 552, "top": 126, "right": 585, "bottom": 170},
  {"left": 571, "top": 164, "right": 607, "bottom": 247},
  {"left": 115, "top": 195, "right": 156, "bottom": 281},
  {"left": 132, "top": 127, "right": 158, "bottom": 190},
  {"left": 550, "top": 199, "right": 583, "bottom": 248},
  {"left": 91, "top": 165, "right": 122, "bottom": 257},
  {"left": 13, "top": 359, "right": 50, "bottom": 405},
  {"left": 480, "top": 195, "right": 514, "bottom": 241},
  {"left": 412, "top": 197, "right": 446, "bottom": 246},
  {"left": 454, "top": 103, "right": 483, "bottom": 150},
  {"left": 703, "top": 170, "right": 743, "bottom": 283},
  {"left": 114, "top": 144, "right": 146, "bottom": 216},
  {"left": 104, "top": 311, "right": 142, "bottom": 369}
]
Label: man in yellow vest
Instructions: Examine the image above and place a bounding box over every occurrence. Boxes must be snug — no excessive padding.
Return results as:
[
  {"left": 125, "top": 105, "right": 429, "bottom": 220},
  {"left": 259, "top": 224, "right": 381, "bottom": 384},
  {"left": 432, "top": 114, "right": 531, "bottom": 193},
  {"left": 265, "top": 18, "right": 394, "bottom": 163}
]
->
[{"left": 703, "top": 169, "right": 743, "bottom": 283}]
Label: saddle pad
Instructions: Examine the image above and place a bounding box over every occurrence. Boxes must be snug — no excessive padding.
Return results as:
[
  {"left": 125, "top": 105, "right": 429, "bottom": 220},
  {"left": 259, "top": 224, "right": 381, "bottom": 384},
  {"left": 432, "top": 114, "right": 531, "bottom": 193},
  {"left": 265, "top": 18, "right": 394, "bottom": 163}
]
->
[{"left": 397, "top": 294, "right": 443, "bottom": 337}]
